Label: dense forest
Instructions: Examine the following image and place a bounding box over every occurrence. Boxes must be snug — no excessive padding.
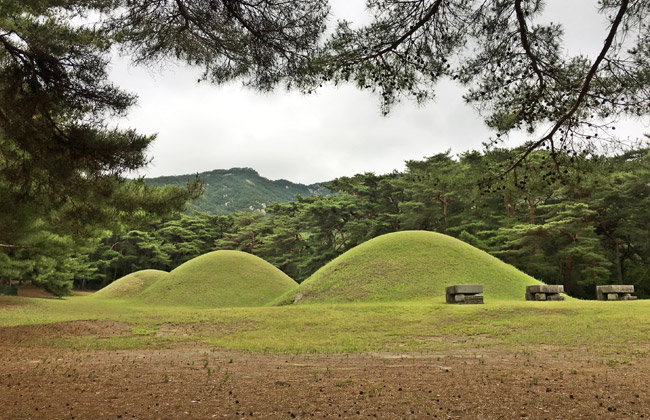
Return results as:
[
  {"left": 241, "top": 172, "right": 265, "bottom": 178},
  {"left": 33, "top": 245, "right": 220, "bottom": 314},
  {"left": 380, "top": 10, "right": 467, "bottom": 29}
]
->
[{"left": 6, "top": 143, "right": 643, "bottom": 300}]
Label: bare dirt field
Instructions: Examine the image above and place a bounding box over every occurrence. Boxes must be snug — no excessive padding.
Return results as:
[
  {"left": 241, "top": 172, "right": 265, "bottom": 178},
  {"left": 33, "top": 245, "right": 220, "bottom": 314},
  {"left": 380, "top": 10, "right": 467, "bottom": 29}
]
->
[{"left": 1, "top": 321, "right": 649, "bottom": 419}]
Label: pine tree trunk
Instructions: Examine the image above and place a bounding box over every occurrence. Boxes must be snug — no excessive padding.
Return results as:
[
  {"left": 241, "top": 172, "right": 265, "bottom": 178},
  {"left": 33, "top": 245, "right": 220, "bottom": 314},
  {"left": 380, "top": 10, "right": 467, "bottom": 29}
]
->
[
  {"left": 249, "top": 233, "right": 256, "bottom": 255},
  {"left": 335, "top": 228, "right": 347, "bottom": 251},
  {"left": 443, "top": 200, "right": 448, "bottom": 225},
  {"left": 564, "top": 259, "right": 573, "bottom": 296},
  {"left": 528, "top": 199, "right": 536, "bottom": 224},
  {"left": 614, "top": 240, "right": 624, "bottom": 284},
  {"left": 504, "top": 195, "right": 515, "bottom": 217}
]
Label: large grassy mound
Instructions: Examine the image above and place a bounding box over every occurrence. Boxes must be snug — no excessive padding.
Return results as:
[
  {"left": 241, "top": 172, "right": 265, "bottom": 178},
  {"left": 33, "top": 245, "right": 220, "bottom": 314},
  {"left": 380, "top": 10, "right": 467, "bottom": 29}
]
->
[
  {"left": 93, "top": 269, "right": 168, "bottom": 299},
  {"left": 136, "top": 250, "right": 298, "bottom": 308},
  {"left": 277, "top": 231, "right": 543, "bottom": 304}
]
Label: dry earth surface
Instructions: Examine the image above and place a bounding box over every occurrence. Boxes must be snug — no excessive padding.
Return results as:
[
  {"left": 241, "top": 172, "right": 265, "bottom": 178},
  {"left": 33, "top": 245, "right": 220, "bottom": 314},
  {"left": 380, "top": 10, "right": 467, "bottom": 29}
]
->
[{"left": 1, "top": 321, "right": 649, "bottom": 419}]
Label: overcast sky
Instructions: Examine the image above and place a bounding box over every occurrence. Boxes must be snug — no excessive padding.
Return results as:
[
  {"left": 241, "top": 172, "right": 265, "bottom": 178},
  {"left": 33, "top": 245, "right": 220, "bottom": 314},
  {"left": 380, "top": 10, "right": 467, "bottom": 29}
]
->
[{"left": 113, "top": 0, "right": 650, "bottom": 184}]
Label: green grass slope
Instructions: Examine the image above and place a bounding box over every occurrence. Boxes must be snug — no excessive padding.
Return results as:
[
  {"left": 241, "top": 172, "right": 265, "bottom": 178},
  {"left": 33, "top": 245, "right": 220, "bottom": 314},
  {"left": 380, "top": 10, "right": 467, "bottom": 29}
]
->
[
  {"left": 277, "top": 231, "right": 543, "bottom": 304},
  {"left": 136, "top": 250, "right": 298, "bottom": 308},
  {"left": 93, "top": 269, "right": 168, "bottom": 299}
]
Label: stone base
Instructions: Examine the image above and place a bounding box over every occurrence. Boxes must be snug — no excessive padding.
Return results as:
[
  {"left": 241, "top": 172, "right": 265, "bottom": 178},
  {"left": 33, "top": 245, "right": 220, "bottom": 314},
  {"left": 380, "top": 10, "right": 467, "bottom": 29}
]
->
[
  {"left": 525, "top": 292, "right": 565, "bottom": 301},
  {"left": 458, "top": 295, "right": 484, "bottom": 305},
  {"left": 446, "top": 294, "right": 484, "bottom": 304}
]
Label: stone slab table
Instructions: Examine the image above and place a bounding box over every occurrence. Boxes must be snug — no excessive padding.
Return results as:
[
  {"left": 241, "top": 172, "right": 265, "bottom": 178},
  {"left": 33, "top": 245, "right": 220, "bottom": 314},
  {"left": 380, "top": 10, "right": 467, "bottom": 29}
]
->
[
  {"left": 525, "top": 285, "right": 565, "bottom": 301},
  {"left": 446, "top": 285, "right": 484, "bottom": 304},
  {"left": 596, "top": 285, "right": 637, "bottom": 301}
]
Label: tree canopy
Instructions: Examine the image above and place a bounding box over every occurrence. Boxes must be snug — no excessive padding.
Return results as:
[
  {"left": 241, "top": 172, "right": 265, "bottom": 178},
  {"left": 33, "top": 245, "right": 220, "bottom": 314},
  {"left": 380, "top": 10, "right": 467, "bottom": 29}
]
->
[
  {"left": 0, "top": 0, "right": 203, "bottom": 247},
  {"left": 0, "top": 0, "right": 202, "bottom": 292}
]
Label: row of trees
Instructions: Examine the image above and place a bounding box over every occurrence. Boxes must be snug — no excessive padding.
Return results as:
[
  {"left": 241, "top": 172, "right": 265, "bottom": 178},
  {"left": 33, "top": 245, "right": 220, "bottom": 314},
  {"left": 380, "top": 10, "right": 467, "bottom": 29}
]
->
[{"left": 83, "top": 144, "right": 650, "bottom": 300}]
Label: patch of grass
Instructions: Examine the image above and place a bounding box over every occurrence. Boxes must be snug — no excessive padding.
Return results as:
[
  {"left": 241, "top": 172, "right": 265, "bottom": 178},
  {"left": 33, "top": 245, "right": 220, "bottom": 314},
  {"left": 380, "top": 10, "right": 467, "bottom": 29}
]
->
[
  {"left": 274, "top": 231, "right": 544, "bottom": 304},
  {"left": 131, "top": 327, "right": 157, "bottom": 336},
  {"left": 2, "top": 295, "right": 649, "bottom": 355},
  {"left": 92, "top": 269, "right": 168, "bottom": 299},
  {"left": 42, "top": 335, "right": 183, "bottom": 350},
  {"left": 133, "top": 250, "right": 298, "bottom": 308}
]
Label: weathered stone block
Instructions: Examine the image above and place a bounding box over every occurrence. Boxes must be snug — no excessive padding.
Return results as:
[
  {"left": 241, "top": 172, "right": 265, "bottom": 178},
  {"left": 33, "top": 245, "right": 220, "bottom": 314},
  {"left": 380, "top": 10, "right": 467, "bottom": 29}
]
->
[
  {"left": 446, "top": 285, "right": 483, "bottom": 295},
  {"left": 525, "top": 285, "right": 566, "bottom": 302},
  {"left": 597, "top": 285, "right": 637, "bottom": 301},
  {"left": 462, "top": 295, "right": 484, "bottom": 304},
  {"left": 526, "top": 285, "right": 564, "bottom": 294},
  {"left": 597, "top": 285, "right": 634, "bottom": 294},
  {"left": 446, "top": 284, "right": 484, "bottom": 304}
]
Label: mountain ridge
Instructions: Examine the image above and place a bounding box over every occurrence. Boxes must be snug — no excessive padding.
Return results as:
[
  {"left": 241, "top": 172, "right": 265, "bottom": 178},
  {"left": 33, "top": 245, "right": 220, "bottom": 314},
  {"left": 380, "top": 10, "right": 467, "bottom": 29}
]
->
[{"left": 145, "top": 167, "right": 328, "bottom": 215}]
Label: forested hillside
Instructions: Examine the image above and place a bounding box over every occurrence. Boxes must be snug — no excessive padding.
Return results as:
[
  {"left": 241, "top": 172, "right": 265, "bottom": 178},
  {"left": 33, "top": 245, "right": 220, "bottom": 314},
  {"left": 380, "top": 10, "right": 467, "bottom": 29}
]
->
[
  {"left": 145, "top": 168, "right": 327, "bottom": 214},
  {"left": 75, "top": 144, "right": 650, "bottom": 300}
]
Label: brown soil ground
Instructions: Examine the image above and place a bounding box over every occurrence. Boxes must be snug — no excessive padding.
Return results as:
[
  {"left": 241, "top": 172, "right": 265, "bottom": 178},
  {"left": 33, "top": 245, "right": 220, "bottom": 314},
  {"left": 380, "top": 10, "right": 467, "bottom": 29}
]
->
[{"left": 1, "top": 321, "right": 649, "bottom": 420}]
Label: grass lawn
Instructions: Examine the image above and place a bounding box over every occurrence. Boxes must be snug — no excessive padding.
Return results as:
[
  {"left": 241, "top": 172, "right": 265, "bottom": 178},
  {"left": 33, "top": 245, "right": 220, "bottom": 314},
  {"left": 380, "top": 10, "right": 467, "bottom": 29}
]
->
[{"left": 2, "top": 294, "right": 649, "bottom": 356}]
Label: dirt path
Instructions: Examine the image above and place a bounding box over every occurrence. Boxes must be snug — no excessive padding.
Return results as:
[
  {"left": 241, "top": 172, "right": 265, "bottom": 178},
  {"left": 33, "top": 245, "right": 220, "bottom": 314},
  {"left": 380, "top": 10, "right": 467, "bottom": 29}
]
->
[{"left": 1, "top": 322, "right": 649, "bottom": 419}]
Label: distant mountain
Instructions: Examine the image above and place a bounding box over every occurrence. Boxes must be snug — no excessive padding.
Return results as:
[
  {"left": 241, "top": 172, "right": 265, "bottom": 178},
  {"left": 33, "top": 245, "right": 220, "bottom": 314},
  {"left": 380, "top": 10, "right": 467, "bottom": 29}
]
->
[{"left": 146, "top": 167, "right": 329, "bottom": 215}]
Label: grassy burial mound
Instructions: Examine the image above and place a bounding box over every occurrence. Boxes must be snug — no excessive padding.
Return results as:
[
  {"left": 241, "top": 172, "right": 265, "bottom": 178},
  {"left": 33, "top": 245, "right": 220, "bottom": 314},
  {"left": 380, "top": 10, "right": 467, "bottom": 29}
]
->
[
  {"left": 136, "top": 250, "right": 298, "bottom": 308},
  {"left": 93, "top": 269, "right": 168, "bottom": 299},
  {"left": 278, "top": 231, "right": 543, "bottom": 304}
]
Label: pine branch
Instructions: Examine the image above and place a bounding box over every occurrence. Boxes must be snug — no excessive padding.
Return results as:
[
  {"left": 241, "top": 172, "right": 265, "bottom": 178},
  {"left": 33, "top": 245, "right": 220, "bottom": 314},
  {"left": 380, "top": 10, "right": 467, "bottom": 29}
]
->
[{"left": 503, "top": 0, "right": 630, "bottom": 175}]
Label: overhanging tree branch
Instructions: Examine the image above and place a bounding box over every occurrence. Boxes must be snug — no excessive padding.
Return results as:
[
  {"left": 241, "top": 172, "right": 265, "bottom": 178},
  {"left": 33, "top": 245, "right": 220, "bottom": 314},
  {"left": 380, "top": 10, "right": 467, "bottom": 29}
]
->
[
  {"left": 514, "top": 0, "right": 545, "bottom": 88},
  {"left": 362, "top": 0, "right": 444, "bottom": 61},
  {"left": 504, "top": 0, "right": 630, "bottom": 174}
]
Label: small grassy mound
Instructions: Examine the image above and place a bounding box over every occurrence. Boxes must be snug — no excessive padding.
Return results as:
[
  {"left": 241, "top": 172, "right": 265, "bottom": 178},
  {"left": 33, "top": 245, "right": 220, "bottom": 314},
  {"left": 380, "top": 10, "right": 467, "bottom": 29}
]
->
[
  {"left": 277, "top": 231, "right": 543, "bottom": 304},
  {"left": 93, "top": 269, "right": 168, "bottom": 299},
  {"left": 136, "top": 250, "right": 298, "bottom": 308}
]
